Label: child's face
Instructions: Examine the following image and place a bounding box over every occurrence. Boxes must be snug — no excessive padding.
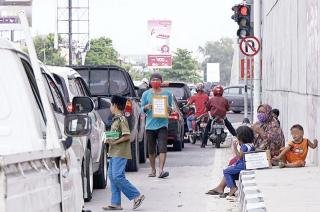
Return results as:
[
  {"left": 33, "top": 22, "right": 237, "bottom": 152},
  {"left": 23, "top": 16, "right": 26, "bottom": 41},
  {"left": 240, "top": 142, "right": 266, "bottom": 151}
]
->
[
  {"left": 271, "top": 112, "right": 277, "bottom": 118},
  {"left": 111, "top": 103, "right": 117, "bottom": 115},
  {"left": 291, "top": 128, "right": 304, "bottom": 142}
]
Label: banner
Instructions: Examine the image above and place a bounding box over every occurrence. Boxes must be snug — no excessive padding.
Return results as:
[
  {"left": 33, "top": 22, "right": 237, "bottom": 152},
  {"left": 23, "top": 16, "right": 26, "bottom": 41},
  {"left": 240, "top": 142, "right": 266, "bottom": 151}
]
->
[{"left": 147, "top": 20, "right": 172, "bottom": 68}]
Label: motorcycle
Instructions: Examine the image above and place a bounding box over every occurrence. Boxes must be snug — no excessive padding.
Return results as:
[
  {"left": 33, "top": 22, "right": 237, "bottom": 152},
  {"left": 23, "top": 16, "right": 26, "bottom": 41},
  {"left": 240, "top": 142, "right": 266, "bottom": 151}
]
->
[
  {"left": 189, "top": 113, "right": 209, "bottom": 144},
  {"left": 208, "top": 117, "right": 227, "bottom": 148}
]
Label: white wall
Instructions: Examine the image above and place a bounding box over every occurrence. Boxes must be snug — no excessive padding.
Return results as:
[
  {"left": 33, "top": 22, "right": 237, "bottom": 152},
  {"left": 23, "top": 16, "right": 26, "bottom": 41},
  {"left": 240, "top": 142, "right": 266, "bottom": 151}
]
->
[{"left": 261, "top": 0, "right": 319, "bottom": 165}]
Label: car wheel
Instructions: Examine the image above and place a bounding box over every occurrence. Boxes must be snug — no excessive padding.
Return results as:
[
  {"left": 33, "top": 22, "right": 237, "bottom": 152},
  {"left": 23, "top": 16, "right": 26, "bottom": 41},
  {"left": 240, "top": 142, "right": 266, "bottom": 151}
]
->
[
  {"left": 173, "top": 139, "right": 182, "bottom": 151},
  {"left": 139, "top": 133, "right": 146, "bottom": 163},
  {"left": 232, "top": 110, "right": 241, "bottom": 114},
  {"left": 126, "top": 141, "right": 139, "bottom": 172},
  {"left": 93, "top": 144, "right": 107, "bottom": 189},
  {"left": 83, "top": 148, "right": 93, "bottom": 202}
]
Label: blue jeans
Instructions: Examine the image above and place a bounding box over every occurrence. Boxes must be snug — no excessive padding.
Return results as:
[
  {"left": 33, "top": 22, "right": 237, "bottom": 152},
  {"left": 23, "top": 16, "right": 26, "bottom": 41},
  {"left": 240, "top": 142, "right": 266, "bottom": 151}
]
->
[
  {"left": 108, "top": 157, "right": 140, "bottom": 205},
  {"left": 223, "top": 163, "right": 244, "bottom": 188},
  {"left": 187, "top": 115, "right": 195, "bottom": 131}
]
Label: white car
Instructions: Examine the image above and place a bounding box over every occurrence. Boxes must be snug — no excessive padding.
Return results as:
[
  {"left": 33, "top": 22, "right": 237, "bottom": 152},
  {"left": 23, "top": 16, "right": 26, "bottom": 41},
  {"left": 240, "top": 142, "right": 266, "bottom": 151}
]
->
[{"left": 47, "top": 66, "right": 106, "bottom": 201}]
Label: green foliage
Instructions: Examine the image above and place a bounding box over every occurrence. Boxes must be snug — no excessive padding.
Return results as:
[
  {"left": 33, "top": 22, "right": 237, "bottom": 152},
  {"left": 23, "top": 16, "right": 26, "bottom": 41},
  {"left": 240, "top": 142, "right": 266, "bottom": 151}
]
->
[
  {"left": 34, "top": 33, "right": 66, "bottom": 66},
  {"left": 159, "top": 48, "right": 201, "bottom": 83},
  {"left": 85, "top": 37, "right": 119, "bottom": 65},
  {"left": 199, "top": 37, "right": 234, "bottom": 84}
]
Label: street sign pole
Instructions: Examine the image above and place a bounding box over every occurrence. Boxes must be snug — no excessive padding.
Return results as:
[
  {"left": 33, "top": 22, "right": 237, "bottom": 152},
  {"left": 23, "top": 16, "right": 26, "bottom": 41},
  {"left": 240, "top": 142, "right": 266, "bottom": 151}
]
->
[
  {"left": 244, "top": 56, "right": 248, "bottom": 119},
  {"left": 250, "top": 57, "right": 254, "bottom": 121}
]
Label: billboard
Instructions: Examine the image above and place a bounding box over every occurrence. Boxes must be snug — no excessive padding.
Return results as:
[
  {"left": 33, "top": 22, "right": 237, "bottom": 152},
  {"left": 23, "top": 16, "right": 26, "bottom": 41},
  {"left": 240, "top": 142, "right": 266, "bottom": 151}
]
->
[
  {"left": 147, "top": 20, "right": 172, "bottom": 68},
  {"left": 206, "top": 63, "right": 220, "bottom": 82}
]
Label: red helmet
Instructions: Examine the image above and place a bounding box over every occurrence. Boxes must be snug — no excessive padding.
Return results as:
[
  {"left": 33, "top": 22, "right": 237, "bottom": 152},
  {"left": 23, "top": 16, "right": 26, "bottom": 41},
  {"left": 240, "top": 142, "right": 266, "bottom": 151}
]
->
[{"left": 213, "top": 85, "right": 224, "bottom": 96}]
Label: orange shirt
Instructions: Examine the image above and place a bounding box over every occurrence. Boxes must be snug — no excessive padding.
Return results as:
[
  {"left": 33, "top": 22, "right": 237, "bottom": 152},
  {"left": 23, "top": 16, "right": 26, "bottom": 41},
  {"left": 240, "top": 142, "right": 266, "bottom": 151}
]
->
[{"left": 286, "top": 138, "right": 309, "bottom": 162}]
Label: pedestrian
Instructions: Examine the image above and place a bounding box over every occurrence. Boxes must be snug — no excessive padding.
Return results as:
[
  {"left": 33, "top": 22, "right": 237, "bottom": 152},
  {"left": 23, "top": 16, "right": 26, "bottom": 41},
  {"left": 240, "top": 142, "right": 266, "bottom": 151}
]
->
[
  {"left": 206, "top": 126, "right": 255, "bottom": 199},
  {"left": 272, "top": 124, "right": 318, "bottom": 168},
  {"left": 271, "top": 108, "right": 280, "bottom": 126},
  {"left": 202, "top": 85, "right": 237, "bottom": 148},
  {"left": 103, "top": 95, "right": 145, "bottom": 211},
  {"left": 252, "top": 104, "right": 285, "bottom": 159},
  {"left": 141, "top": 73, "right": 173, "bottom": 178}
]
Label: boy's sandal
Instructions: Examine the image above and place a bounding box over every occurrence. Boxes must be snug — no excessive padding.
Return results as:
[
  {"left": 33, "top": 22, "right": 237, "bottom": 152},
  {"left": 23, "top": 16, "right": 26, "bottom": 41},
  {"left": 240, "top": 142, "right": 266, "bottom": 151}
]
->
[
  {"left": 205, "top": 189, "right": 222, "bottom": 195},
  {"left": 102, "top": 205, "right": 123, "bottom": 210},
  {"left": 133, "top": 195, "right": 145, "bottom": 210},
  {"left": 158, "top": 171, "right": 169, "bottom": 178},
  {"left": 219, "top": 193, "right": 235, "bottom": 198}
]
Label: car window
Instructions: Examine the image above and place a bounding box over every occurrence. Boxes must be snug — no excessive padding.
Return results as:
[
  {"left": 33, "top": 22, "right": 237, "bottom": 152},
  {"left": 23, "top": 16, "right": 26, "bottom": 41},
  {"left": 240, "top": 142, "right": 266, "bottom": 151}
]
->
[
  {"left": 74, "top": 78, "right": 86, "bottom": 96},
  {"left": 21, "top": 59, "right": 47, "bottom": 124},
  {"left": 52, "top": 73, "right": 70, "bottom": 103},
  {"left": 109, "top": 70, "right": 129, "bottom": 95},
  {"left": 225, "top": 87, "right": 239, "bottom": 94},
  {"left": 75, "top": 78, "right": 90, "bottom": 96},
  {"left": 239, "top": 87, "right": 251, "bottom": 94},
  {"left": 68, "top": 79, "right": 81, "bottom": 97},
  {"left": 88, "top": 71, "right": 108, "bottom": 95},
  {"left": 163, "top": 87, "right": 185, "bottom": 100},
  {"left": 78, "top": 70, "right": 89, "bottom": 83},
  {"left": 43, "top": 73, "right": 66, "bottom": 114}
]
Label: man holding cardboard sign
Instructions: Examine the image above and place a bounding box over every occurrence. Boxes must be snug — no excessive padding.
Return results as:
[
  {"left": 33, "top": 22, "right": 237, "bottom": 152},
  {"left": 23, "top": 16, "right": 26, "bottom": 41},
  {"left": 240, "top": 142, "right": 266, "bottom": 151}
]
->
[{"left": 141, "top": 73, "right": 173, "bottom": 178}]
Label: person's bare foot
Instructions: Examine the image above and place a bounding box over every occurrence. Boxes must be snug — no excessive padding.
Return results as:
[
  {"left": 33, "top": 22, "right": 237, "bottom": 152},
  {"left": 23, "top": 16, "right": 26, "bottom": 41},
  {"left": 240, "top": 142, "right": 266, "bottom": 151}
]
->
[{"left": 228, "top": 187, "right": 238, "bottom": 196}]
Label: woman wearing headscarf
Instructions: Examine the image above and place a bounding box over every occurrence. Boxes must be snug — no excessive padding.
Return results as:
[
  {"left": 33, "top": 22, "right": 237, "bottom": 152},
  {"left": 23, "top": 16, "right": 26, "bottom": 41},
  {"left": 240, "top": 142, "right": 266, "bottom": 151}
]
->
[
  {"left": 252, "top": 104, "right": 285, "bottom": 158},
  {"left": 205, "top": 104, "right": 285, "bottom": 196}
]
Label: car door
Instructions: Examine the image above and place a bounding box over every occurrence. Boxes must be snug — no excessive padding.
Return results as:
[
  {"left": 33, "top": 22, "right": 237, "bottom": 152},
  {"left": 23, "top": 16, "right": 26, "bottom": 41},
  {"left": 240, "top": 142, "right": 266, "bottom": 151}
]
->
[{"left": 73, "top": 77, "right": 102, "bottom": 163}]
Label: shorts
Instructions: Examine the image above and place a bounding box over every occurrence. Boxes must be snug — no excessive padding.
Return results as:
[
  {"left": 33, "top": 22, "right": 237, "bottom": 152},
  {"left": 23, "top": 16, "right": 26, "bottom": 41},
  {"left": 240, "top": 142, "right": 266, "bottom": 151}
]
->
[{"left": 146, "top": 127, "right": 168, "bottom": 154}]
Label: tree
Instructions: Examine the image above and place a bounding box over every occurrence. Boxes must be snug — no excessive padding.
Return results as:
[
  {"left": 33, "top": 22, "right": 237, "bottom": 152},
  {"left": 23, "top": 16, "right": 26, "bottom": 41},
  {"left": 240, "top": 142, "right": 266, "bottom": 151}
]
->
[
  {"left": 160, "top": 48, "right": 201, "bottom": 83},
  {"left": 85, "top": 37, "right": 119, "bottom": 65},
  {"left": 199, "top": 37, "right": 234, "bottom": 85},
  {"left": 34, "top": 33, "right": 66, "bottom": 66}
]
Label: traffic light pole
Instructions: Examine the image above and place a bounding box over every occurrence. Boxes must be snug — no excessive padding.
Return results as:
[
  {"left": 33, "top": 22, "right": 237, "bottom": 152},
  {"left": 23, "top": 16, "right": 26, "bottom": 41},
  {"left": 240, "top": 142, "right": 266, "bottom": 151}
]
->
[{"left": 244, "top": 56, "right": 248, "bottom": 119}]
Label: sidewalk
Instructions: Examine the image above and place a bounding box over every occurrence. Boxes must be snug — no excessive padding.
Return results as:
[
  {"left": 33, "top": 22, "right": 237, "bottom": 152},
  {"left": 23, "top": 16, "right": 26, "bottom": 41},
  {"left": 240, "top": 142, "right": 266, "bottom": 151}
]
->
[{"left": 254, "top": 165, "right": 320, "bottom": 212}]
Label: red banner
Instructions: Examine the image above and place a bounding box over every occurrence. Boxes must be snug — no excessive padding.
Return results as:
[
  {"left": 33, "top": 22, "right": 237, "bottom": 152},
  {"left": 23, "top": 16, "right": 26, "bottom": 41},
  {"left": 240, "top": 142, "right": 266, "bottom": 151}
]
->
[
  {"left": 147, "top": 55, "right": 172, "bottom": 68},
  {"left": 240, "top": 58, "right": 254, "bottom": 80}
]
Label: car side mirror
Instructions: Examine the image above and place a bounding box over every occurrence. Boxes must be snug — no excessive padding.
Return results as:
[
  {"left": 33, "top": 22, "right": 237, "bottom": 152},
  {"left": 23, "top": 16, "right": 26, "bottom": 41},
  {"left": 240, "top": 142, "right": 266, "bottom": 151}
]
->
[
  {"left": 64, "top": 114, "right": 92, "bottom": 138},
  {"left": 72, "top": 96, "right": 94, "bottom": 114},
  {"left": 98, "top": 97, "right": 111, "bottom": 109}
]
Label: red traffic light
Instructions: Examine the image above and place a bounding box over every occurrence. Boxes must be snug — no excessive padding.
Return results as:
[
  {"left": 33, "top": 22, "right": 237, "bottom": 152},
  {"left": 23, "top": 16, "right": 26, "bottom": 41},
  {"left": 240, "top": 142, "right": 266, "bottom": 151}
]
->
[{"left": 239, "top": 6, "right": 249, "bottom": 16}]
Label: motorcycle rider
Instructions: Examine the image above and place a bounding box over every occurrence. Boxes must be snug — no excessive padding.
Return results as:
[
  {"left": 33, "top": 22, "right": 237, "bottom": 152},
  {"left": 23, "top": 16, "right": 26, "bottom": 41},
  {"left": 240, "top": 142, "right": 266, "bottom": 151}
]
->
[
  {"left": 184, "top": 83, "right": 209, "bottom": 134},
  {"left": 201, "top": 85, "right": 237, "bottom": 148}
]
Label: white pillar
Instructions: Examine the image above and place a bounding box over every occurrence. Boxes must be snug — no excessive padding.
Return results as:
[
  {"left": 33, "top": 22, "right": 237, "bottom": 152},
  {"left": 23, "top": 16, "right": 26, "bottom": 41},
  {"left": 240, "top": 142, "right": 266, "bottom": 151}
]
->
[{"left": 253, "top": 0, "right": 262, "bottom": 122}]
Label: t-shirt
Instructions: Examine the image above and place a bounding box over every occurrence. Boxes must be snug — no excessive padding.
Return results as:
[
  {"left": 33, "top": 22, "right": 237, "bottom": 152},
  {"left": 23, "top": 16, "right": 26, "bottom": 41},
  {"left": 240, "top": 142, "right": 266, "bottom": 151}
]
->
[
  {"left": 287, "top": 138, "right": 309, "bottom": 162},
  {"left": 141, "top": 89, "right": 173, "bottom": 130},
  {"left": 236, "top": 143, "right": 255, "bottom": 165},
  {"left": 189, "top": 92, "right": 209, "bottom": 117},
  {"left": 206, "top": 96, "right": 229, "bottom": 118},
  {"left": 108, "top": 114, "right": 131, "bottom": 159}
]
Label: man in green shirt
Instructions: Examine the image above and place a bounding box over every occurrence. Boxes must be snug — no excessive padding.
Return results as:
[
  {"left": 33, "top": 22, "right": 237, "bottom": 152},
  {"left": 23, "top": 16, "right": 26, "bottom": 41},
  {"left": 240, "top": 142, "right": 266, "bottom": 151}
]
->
[{"left": 103, "top": 95, "right": 145, "bottom": 210}]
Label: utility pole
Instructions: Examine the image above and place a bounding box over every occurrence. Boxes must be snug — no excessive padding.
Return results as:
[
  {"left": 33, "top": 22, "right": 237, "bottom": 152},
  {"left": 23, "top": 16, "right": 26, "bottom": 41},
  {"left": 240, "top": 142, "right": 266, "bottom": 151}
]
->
[
  {"left": 68, "top": 0, "right": 72, "bottom": 65},
  {"left": 253, "top": 0, "right": 261, "bottom": 122}
]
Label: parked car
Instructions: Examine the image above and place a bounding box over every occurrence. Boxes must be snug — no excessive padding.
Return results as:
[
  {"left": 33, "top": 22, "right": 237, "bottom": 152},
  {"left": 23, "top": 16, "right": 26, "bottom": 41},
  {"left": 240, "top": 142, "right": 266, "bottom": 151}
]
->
[
  {"left": 0, "top": 17, "right": 91, "bottom": 211},
  {"left": 167, "top": 95, "right": 185, "bottom": 151},
  {"left": 72, "top": 65, "right": 146, "bottom": 171},
  {"left": 45, "top": 66, "right": 107, "bottom": 201},
  {"left": 223, "top": 85, "right": 253, "bottom": 113},
  {"left": 161, "top": 82, "right": 191, "bottom": 141}
]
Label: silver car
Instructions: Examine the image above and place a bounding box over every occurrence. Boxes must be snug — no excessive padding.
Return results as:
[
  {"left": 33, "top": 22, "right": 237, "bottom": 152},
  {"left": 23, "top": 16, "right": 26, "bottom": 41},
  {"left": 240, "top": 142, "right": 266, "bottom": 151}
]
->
[
  {"left": 44, "top": 65, "right": 106, "bottom": 202},
  {"left": 223, "top": 85, "right": 252, "bottom": 113}
]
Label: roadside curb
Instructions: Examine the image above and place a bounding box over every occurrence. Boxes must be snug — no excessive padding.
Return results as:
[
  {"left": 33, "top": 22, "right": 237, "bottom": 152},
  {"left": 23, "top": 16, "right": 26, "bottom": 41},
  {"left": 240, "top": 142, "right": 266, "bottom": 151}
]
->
[{"left": 238, "top": 170, "right": 267, "bottom": 212}]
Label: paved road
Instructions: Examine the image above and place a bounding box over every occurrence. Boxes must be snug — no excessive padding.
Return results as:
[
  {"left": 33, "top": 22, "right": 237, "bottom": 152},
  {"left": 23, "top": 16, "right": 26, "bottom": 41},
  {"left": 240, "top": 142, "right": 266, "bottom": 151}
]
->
[{"left": 84, "top": 114, "right": 244, "bottom": 212}]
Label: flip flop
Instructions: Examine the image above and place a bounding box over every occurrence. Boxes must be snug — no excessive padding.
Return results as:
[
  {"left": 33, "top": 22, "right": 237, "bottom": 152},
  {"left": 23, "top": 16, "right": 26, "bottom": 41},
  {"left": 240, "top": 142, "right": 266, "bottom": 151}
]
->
[
  {"left": 219, "top": 193, "right": 235, "bottom": 198},
  {"left": 148, "top": 171, "right": 156, "bottom": 177},
  {"left": 102, "top": 205, "right": 123, "bottom": 210},
  {"left": 205, "top": 189, "right": 222, "bottom": 195},
  {"left": 133, "top": 195, "right": 145, "bottom": 210},
  {"left": 158, "top": 171, "right": 169, "bottom": 178}
]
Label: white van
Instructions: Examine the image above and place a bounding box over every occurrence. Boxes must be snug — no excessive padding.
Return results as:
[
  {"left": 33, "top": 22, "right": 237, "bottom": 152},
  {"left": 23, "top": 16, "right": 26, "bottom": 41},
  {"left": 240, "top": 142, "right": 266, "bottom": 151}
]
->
[{"left": 0, "top": 11, "right": 93, "bottom": 212}]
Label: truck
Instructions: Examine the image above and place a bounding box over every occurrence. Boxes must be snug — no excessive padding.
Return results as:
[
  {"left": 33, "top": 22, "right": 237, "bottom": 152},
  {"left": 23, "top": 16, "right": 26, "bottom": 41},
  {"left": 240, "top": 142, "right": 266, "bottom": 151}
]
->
[{"left": 0, "top": 11, "right": 92, "bottom": 211}]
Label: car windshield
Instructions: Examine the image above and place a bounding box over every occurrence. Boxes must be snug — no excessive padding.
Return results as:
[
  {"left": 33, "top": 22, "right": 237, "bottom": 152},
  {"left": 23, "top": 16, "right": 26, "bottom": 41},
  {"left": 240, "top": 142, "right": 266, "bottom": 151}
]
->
[
  {"left": 77, "top": 69, "right": 129, "bottom": 96},
  {"left": 163, "top": 87, "right": 185, "bottom": 100}
]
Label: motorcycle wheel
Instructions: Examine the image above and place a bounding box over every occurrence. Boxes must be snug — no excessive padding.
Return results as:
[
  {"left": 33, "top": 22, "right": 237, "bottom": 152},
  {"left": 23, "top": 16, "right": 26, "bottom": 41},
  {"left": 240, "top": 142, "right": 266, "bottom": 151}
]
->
[
  {"left": 189, "top": 134, "right": 196, "bottom": 144},
  {"left": 215, "top": 135, "right": 221, "bottom": 148}
]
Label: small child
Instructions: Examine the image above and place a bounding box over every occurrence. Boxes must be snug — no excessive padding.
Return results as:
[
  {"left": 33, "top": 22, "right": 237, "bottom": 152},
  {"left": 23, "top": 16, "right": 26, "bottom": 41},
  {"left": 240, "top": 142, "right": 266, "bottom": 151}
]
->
[
  {"left": 273, "top": 124, "right": 318, "bottom": 168},
  {"left": 271, "top": 108, "right": 280, "bottom": 126},
  {"left": 103, "top": 95, "right": 145, "bottom": 211},
  {"left": 223, "top": 126, "right": 255, "bottom": 198}
]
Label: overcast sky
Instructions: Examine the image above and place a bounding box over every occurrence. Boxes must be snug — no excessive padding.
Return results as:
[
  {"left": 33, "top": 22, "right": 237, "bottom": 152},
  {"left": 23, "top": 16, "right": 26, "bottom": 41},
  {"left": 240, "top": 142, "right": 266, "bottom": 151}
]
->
[{"left": 32, "top": 0, "right": 239, "bottom": 55}]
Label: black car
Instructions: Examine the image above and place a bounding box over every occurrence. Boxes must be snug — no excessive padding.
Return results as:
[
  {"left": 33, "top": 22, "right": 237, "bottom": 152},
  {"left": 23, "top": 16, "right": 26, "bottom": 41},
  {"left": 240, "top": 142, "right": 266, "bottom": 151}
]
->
[
  {"left": 167, "top": 95, "right": 185, "bottom": 151},
  {"left": 161, "top": 82, "right": 191, "bottom": 140},
  {"left": 72, "top": 65, "right": 146, "bottom": 172}
]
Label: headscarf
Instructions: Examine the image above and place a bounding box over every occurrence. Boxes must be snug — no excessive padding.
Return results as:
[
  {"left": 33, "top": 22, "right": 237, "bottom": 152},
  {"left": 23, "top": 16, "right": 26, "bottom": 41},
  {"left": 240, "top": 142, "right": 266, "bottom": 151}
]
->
[{"left": 253, "top": 104, "right": 285, "bottom": 158}]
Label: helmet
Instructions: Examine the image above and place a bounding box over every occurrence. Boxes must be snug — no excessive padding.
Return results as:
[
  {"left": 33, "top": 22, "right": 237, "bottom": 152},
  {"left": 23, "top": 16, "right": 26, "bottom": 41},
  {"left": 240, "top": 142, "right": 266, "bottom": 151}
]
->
[
  {"left": 213, "top": 85, "right": 224, "bottom": 96},
  {"left": 195, "top": 83, "right": 204, "bottom": 92}
]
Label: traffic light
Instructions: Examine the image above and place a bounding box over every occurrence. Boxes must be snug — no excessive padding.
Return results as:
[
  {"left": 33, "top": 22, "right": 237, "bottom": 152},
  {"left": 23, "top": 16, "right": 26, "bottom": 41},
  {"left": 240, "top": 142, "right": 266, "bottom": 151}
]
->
[{"left": 231, "top": 4, "right": 251, "bottom": 38}]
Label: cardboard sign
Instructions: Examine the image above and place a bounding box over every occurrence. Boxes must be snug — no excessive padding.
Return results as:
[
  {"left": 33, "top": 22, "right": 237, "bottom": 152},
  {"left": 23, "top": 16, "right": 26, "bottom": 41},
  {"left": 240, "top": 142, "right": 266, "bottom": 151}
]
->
[
  {"left": 152, "top": 95, "right": 168, "bottom": 118},
  {"left": 244, "top": 150, "right": 272, "bottom": 170}
]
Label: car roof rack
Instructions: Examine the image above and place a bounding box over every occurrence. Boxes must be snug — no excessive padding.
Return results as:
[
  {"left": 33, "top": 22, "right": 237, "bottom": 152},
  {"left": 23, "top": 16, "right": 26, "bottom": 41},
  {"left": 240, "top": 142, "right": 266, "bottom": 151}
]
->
[{"left": 0, "top": 10, "right": 57, "bottom": 139}]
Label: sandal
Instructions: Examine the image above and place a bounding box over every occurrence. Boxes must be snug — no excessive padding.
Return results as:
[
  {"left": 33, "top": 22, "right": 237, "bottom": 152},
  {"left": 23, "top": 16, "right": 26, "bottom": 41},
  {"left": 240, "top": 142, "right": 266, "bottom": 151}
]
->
[
  {"left": 206, "top": 189, "right": 222, "bottom": 195},
  {"left": 158, "top": 171, "right": 169, "bottom": 178},
  {"left": 102, "top": 205, "right": 123, "bottom": 210},
  {"left": 133, "top": 195, "right": 145, "bottom": 209},
  {"left": 219, "top": 193, "right": 235, "bottom": 198},
  {"left": 148, "top": 170, "right": 156, "bottom": 177}
]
